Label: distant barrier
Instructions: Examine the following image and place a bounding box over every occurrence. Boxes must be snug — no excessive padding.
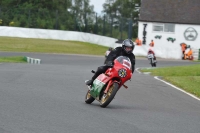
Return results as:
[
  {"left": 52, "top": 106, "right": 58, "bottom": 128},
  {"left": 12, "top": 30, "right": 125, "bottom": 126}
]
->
[
  {"left": 193, "top": 49, "right": 200, "bottom": 60},
  {"left": 199, "top": 49, "right": 200, "bottom": 60},
  {"left": 25, "top": 57, "right": 41, "bottom": 64}
]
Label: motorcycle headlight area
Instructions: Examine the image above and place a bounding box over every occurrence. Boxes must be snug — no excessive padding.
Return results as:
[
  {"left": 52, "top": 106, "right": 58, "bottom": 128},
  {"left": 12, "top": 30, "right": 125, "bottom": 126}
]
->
[{"left": 118, "top": 69, "right": 127, "bottom": 78}]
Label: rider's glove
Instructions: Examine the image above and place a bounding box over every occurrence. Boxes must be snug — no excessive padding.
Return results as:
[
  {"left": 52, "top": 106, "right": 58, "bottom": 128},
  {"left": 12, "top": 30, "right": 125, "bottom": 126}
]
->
[{"left": 106, "top": 61, "right": 114, "bottom": 67}]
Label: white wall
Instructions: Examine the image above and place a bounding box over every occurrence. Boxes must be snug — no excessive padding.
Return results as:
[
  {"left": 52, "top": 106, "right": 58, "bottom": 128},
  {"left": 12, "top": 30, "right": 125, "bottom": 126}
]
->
[
  {"left": 0, "top": 26, "right": 120, "bottom": 48},
  {"left": 138, "top": 21, "right": 200, "bottom": 59},
  {"left": 0, "top": 26, "right": 150, "bottom": 57}
]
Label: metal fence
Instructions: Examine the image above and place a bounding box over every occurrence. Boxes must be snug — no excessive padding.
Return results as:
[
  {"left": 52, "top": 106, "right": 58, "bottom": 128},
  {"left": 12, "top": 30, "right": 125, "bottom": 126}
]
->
[{"left": 0, "top": 7, "right": 137, "bottom": 40}]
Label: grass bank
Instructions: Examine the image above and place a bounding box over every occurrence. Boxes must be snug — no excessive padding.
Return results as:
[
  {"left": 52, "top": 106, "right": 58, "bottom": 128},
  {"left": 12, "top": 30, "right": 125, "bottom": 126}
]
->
[
  {"left": 0, "top": 56, "right": 26, "bottom": 63},
  {"left": 141, "top": 64, "right": 200, "bottom": 98},
  {"left": 0, "top": 37, "right": 109, "bottom": 55}
]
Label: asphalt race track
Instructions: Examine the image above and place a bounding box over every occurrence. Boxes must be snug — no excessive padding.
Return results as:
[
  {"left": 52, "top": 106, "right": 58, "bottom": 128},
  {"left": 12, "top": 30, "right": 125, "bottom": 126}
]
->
[{"left": 0, "top": 52, "right": 200, "bottom": 133}]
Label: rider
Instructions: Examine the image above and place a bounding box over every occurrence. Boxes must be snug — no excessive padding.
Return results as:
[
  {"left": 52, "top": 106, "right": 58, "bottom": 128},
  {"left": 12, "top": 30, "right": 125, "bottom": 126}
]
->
[
  {"left": 86, "top": 39, "right": 136, "bottom": 86},
  {"left": 148, "top": 49, "right": 156, "bottom": 60},
  {"left": 180, "top": 43, "right": 187, "bottom": 59}
]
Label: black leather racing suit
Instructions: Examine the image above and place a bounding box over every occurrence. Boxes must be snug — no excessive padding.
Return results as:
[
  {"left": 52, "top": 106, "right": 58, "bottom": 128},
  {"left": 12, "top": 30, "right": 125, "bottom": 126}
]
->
[{"left": 90, "top": 47, "right": 135, "bottom": 81}]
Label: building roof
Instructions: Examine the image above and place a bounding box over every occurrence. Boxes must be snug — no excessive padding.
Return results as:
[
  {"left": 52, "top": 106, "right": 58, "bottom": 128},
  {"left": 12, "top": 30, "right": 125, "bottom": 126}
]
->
[{"left": 139, "top": 0, "right": 200, "bottom": 25}]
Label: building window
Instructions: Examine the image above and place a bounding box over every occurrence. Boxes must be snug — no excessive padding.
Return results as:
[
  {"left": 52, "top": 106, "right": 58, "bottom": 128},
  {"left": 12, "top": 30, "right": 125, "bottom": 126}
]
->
[
  {"left": 164, "top": 24, "right": 175, "bottom": 32},
  {"left": 153, "top": 25, "right": 163, "bottom": 32},
  {"left": 153, "top": 23, "right": 175, "bottom": 33}
]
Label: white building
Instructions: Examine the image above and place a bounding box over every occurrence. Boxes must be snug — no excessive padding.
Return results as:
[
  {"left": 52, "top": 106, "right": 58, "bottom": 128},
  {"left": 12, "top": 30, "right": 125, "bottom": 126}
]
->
[{"left": 138, "top": 0, "right": 200, "bottom": 59}]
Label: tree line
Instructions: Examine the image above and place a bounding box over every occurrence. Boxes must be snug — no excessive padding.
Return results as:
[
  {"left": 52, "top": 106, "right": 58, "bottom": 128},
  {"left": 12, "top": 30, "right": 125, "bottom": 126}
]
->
[{"left": 0, "top": 0, "right": 140, "bottom": 39}]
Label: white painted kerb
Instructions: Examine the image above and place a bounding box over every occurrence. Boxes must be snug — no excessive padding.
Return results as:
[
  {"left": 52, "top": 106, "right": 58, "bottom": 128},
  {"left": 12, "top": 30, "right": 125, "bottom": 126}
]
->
[{"left": 26, "top": 57, "right": 41, "bottom": 64}]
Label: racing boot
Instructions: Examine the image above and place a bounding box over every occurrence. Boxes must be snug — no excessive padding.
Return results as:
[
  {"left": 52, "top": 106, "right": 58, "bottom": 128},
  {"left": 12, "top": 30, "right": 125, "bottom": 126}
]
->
[
  {"left": 85, "top": 79, "right": 93, "bottom": 86},
  {"left": 85, "top": 68, "right": 103, "bottom": 86}
]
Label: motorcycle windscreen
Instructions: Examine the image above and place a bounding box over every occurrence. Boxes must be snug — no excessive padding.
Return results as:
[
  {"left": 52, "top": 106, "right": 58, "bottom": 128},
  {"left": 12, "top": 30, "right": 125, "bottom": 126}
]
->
[
  {"left": 90, "top": 74, "right": 109, "bottom": 98},
  {"left": 147, "top": 54, "right": 154, "bottom": 58},
  {"left": 115, "top": 56, "right": 132, "bottom": 70}
]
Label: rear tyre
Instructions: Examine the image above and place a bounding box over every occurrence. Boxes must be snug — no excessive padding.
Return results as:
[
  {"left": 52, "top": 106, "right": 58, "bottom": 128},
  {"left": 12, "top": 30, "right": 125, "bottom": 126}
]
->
[
  {"left": 100, "top": 82, "right": 119, "bottom": 108},
  {"left": 85, "top": 90, "right": 95, "bottom": 104}
]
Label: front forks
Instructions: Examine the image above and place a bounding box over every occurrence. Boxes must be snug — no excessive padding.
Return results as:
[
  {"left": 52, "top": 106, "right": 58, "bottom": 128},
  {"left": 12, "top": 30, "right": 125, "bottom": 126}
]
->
[
  {"left": 104, "top": 80, "right": 120, "bottom": 93},
  {"left": 104, "top": 80, "right": 112, "bottom": 94}
]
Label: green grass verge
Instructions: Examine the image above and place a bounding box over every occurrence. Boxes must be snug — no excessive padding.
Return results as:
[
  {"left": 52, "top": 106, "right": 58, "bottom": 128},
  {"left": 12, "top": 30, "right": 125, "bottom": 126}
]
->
[
  {"left": 0, "top": 37, "right": 109, "bottom": 55},
  {"left": 0, "top": 56, "right": 27, "bottom": 63},
  {"left": 141, "top": 64, "right": 200, "bottom": 98}
]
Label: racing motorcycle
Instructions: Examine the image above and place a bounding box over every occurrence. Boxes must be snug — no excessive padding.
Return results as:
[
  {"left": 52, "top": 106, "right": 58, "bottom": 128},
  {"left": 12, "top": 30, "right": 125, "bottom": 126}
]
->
[
  {"left": 147, "top": 53, "right": 157, "bottom": 67},
  {"left": 85, "top": 56, "right": 132, "bottom": 108}
]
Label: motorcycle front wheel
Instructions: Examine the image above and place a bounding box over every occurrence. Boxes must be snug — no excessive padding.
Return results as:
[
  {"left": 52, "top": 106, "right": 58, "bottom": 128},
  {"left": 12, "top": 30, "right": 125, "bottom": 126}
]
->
[
  {"left": 150, "top": 59, "right": 154, "bottom": 67},
  {"left": 100, "top": 82, "right": 119, "bottom": 108},
  {"left": 85, "top": 90, "right": 95, "bottom": 104}
]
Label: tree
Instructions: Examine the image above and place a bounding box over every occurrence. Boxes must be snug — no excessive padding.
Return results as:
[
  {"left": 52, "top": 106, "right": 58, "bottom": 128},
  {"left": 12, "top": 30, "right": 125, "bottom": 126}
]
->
[
  {"left": 102, "top": 0, "right": 140, "bottom": 38},
  {"left": 0, "top": 0, "right": 140, "bottom": 38}
]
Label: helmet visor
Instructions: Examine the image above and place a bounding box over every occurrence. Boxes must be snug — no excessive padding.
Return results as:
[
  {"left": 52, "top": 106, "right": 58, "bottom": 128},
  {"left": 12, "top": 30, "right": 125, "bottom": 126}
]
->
[{"left": 125, "top": 46, "right": 133, "bottom": 52}]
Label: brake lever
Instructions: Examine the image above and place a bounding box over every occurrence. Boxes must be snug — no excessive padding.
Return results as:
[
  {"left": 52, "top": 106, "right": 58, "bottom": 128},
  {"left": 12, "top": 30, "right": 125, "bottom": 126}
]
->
[{"left": 91, "top": 70, "right": 96, "bottom": 73}]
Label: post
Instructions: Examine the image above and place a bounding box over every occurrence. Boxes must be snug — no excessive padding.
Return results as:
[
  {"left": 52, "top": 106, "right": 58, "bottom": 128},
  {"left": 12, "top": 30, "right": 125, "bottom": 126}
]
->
[
  {"left": 120, "top": 17, "right": 122, "bottom": 40},
  {"left": 0, "top": 7, "right": 3, "bottom": 25},
  {"left": 102, "top": 15, "right": 105, "bottom": 35},
  {"left": 198, "top": 49, "right": 200, "bottom": 60},
  {"left": 28, "top": 10, "right": 31, "bottom": 28},
  {"left": 128, "top": 19, "right": 133, "bottom": 39},
  {"left": 74, "top": 14, "right": 76, "bottom": 31},
  {"left": 84, "top": 0, "right": 87, "bottom": 32},
  {"left": 110, "top": 16, "right": 113, "bottom": 37},
  {"left": 95, "top": 13, "right": 97, "bottom": 34},
  {"left": 55, "top": 10, "right": 58, "bottom": 29},
  {"left": 94, "top": 13, "right": 98, "bottom": 34},
  {"left": 84, "top": 13, "right": 87, "bottom": 32}
]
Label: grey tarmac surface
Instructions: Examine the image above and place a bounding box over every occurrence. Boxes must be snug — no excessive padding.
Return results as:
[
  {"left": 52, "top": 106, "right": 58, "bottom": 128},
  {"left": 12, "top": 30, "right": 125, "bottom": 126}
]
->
[{"left": 0, "top": 52, "right": 200, "bottom": 133}]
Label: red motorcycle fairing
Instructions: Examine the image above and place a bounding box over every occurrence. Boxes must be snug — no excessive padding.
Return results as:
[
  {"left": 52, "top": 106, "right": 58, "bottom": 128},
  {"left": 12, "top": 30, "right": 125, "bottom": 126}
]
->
[
  {"left": 96, "top": 73, "right": 111, "bottom": 84},
  {"left": 105, "top": 59, "right": 132, "bottom": 84},
  {"left": 98, "top": 57, "right": 132, "bottom": 93},
  {"left": 95, "top": 71, "right": 119, "bottom": 94}
]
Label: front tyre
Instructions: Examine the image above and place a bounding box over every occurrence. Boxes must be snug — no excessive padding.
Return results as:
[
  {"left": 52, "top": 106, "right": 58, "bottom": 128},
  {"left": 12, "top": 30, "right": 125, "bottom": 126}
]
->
[
  {"left": 100, "top": 82, "right": 119, "bottom": 108},
  {"left": 150, "top": 59, "right": 153, "bottom": 67},
  {"left": 85, "top": 90, "right": 95, "bottom": 104}
]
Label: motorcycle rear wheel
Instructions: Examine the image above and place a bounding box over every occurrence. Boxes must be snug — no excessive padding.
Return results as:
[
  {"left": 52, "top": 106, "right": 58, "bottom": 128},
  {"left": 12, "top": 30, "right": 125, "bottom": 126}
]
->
[
  {"left": 85, "top": 90, "right": 95, "bottom": 104},
  {"left": 100, "top": 82, "right": 119, "bottom": 108}
]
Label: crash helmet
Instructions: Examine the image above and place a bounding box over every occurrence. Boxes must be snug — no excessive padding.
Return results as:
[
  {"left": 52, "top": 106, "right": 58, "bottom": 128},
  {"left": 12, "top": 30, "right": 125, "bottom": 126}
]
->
[
  {"left": 148, "top": 48, "right": 153, "bottom": 53},
  {"left": 122, "top": 39, "right": 135, "bottom": 54}
]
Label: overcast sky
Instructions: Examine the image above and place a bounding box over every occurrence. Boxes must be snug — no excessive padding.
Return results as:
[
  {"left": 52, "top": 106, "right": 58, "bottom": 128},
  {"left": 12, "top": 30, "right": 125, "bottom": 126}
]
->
[{"left": 90, "top": 0, "right": 106, "bottom": 13}]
